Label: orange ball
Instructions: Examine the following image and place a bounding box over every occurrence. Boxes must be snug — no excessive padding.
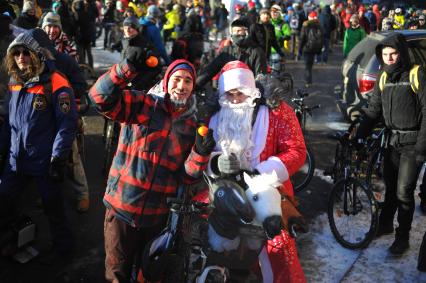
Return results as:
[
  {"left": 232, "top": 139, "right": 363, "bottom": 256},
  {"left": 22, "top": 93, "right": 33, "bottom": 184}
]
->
[
  {"left": 145, "top": 56, "right": 159, "bottom": 67},
  {"left": 197, "top": 125, "right": 209, "bottom": 137}
]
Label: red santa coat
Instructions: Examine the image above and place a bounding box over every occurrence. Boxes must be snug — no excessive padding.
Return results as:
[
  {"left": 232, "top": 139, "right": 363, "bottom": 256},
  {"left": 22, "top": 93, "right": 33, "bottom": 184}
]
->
[{"left": 198, "top": 101, "right": 307, "bottom": 283}]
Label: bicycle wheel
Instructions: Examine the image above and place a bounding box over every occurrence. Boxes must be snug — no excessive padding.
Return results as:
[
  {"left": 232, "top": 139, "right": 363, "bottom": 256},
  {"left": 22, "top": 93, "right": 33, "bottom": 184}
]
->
[
  {"left": 103, "top": 120, "right": 119, "bottom": 175},
  {"left": 328, "top": 178, "right": 379, "bottom": 249},
  {"left": 365, "top": 149, "right": 386, "bottom": 203},
  {"left": 291, "top": 146, "right": 315, "bottom": 193}
]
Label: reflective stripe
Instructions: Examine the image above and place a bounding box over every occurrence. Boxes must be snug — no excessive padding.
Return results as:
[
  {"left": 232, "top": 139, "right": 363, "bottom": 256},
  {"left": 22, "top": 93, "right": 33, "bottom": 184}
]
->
[
  {"left": 51, "top": 72, "right": 71, "bottom": 92},
  {"left": 410, "top": 65, "right": 420, "bottom": 93},
  {"left": 379, "top": 71, "right": 387, "bottom": 92}
]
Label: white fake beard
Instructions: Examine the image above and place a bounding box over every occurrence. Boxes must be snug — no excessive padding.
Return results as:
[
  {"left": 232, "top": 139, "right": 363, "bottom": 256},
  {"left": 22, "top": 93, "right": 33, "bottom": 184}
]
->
[{"left": 217, "top": 96, "right": 256, "bottom": 169}]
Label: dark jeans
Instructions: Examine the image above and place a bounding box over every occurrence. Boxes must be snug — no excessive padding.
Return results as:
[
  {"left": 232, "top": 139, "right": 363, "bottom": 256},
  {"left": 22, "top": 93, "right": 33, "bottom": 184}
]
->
[
  {"left": 318, "top": 37, "right": 330, "bottom": 63},
  {"left": 103, "top": 23, "right": 114, "bottom": 48},
  {"left": 303, "top": 52, "right": 315, "bottom": 84},
  {"left": 380, "top": 145, "right": 423, "bottom": 236},
  {"left": 104, "top": 208, "right": 166, "bottom": 283},
  {"left": 77, "top": 42, "right": 93, "bottom": 69},
  {"left": 0, "top": 164, "right": 73, "bottom": 254}
]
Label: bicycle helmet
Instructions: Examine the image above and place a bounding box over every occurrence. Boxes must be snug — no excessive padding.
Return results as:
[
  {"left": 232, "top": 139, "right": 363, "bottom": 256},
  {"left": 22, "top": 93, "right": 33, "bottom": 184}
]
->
[
  {"left": 395, "top": 8, "right": 402, "bottom": 14},
  {"left": 140, "top": 229, "right": 175, "bottom": 282}
]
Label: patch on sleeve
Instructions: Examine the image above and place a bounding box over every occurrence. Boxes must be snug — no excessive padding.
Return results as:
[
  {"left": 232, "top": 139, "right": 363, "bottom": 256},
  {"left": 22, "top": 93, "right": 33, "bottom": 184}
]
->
[
  {"left": 33, "top": 95, "right": 47, "bottom": 111},
  {"left": 58, "top": 93, "right": 71, "bottom": 114}
]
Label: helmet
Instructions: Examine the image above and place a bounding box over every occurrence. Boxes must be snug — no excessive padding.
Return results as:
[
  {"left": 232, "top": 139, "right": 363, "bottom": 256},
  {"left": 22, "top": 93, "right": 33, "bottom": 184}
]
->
[
  {"left": 234, "top": 4, "right": 243, "bottom": 12},
  {"left": 395, "top": 8, "right": 402, "bottom": 14},
  {"left": 140, "top": 229, "right": 175, "bottom": 282}
]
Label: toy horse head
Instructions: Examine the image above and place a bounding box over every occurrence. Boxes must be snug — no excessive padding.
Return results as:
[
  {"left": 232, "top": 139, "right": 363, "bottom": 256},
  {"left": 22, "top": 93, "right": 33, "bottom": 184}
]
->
[
  {"left": 243, "top": 171, "right": 283, "bottom": 239},
  {"left": 209, "top": 178, "right": 255, "bottom": 225}
]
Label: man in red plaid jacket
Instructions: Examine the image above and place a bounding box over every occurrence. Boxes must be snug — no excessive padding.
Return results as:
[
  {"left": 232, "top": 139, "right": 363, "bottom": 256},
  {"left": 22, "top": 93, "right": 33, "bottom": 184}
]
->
[{"left": 89, "top": 54, "right": 216, "bottom": 282}]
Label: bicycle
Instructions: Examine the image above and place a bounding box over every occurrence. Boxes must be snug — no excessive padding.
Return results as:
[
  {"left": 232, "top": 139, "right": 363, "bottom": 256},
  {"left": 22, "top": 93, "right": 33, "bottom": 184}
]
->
[
  {"left": 327, "top": 132, "right": 379, "bottom": 249},
  {"left": 290, "top": 89, "right": 320, "bottom": 193}
]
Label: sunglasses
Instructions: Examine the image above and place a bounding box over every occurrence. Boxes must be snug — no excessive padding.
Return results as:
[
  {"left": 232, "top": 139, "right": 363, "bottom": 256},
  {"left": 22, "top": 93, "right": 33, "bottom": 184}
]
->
[{"left": 12, "top": 49, "right": 31, "bottom": 57}]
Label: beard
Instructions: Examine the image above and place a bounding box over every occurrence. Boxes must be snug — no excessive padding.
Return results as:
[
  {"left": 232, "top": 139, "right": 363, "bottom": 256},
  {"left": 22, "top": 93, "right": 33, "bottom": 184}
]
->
[{"left": 217, "top": 96, "right": 257, "bottom": 169}]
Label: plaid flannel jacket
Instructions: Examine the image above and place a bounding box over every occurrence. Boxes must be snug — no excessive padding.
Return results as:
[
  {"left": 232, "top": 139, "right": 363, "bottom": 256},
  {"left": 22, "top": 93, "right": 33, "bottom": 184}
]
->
[{"left": 89, "top": 60, "right": 209, "bottom": 227}]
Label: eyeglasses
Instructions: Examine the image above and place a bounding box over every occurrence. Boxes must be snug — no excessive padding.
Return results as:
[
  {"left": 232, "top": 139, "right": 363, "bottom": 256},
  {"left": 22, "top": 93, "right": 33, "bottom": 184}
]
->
[{"left": 12, "top": 49, "right": 31, "bottom": 57}]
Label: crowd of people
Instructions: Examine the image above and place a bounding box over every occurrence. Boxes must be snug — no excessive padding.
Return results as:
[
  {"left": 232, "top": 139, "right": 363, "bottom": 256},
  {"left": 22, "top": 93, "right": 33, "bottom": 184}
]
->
[{"left": 0, "top": 0, "right": 426, "bottom": 282}]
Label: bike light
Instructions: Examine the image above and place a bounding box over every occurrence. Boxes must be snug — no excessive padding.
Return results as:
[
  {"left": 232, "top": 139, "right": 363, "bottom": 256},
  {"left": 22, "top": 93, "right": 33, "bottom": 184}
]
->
[{"left": 359, "top": 73, "right": 377, "bottom": 95}]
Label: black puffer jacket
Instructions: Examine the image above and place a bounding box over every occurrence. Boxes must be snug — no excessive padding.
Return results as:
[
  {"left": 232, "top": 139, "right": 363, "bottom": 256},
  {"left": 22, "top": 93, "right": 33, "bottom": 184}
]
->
[
  {"left": 249, "top": 22, "right": 285, "bottom": 58},
  {"left": 196, "top": 37, "right": 267, "bottom": 88},
  {"left": 359, "top": 33, "right": 426, "bottom": 155}
]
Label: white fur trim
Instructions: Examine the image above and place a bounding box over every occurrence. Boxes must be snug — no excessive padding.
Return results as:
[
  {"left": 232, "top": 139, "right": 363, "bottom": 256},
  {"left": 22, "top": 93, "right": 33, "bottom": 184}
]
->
[
  {"left": 255, "top": 156, "right": 289, "bottom": 182},
  {"left": 218, "top": 68, "right": 256, "bottom": 95},
  {"left": 259, "top": 247, "right": 274, "bottom": 283}
]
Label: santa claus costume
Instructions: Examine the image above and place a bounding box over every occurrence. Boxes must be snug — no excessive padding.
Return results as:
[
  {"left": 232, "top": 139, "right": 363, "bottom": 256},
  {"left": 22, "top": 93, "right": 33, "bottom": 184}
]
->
[{"left": 203, "top": 61, "right": 307, "bottom": 283}]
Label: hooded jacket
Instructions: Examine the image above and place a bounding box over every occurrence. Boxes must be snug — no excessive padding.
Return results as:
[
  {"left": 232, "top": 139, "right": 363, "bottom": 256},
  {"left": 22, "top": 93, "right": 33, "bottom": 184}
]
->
[
  {"left": 196, "top": 37, "right": 267, "bottom": 88},
  {"left": 140, "top": 18, "right": 171, "bottom": 65},
  {"left": 360, "top": 33, "right": 426, "bottom": 155},
  {"left": 1, "top": 33, "right": 77, "bottom": 175},
  {"left": 89, "top": 59, "right": 209, "bottom": 228}
]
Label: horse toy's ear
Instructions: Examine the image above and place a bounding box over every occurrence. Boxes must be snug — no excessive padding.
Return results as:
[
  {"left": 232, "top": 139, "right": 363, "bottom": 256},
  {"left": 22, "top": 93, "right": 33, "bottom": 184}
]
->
[{"left": 243, "top": 172, "right": 253, "bottom": 188}]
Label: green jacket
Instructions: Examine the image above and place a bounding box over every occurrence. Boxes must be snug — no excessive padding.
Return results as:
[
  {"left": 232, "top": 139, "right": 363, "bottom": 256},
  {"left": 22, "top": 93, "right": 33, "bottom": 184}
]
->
[
  {"left": 343, "top": 27, "right": 366, "bottom": 57},
  {"left": 271, "top": 16, "right": 291, "bottom": 54}
]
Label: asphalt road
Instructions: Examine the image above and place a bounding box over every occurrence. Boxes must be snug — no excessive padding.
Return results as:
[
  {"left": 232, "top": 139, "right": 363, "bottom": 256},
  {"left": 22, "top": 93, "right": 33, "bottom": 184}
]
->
[{"left": 0, "top": 42, "right": 348, "bottom": 283}]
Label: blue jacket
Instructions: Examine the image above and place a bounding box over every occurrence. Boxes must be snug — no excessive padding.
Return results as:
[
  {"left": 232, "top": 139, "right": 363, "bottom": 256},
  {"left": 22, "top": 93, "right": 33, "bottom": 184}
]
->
[
  {"left": 2, "top": 68, "right": 77, "bottom": 175},
  {"left": 140, "top": 18, "right": 171, "bottom": 65}
]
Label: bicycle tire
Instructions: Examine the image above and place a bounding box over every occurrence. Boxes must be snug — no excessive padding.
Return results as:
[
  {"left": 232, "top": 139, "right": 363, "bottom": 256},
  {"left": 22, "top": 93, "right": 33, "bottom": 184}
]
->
[
  {"left": 103, "top": 120, "right": 118, "bottom": 175},
  {"left": 328, "top": 178, "right": 379, "bottom": 249},
  {"left": 291, "top": 146, "right": 315, "bottom": 193}
]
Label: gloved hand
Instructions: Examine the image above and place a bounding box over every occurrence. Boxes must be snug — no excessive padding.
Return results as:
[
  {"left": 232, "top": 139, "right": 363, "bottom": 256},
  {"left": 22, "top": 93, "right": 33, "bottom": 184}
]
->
[
  {"left": 195, "top": 128, "right": 216, "bottom": 156},
  {"left": 217, "top": 153, "right": 240, "bottom": 175},
  {"left": 125, "top": 46, "right": 151, "bottom": 72},
  {"left": 48, "top": 157, "right": 67, "bottom": 182}
]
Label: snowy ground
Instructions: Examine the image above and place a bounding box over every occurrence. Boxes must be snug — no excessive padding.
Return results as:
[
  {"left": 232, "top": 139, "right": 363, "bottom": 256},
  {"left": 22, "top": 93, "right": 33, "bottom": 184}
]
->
[{"left": 298, "top": 169, "right": 426, "bottom": 283}]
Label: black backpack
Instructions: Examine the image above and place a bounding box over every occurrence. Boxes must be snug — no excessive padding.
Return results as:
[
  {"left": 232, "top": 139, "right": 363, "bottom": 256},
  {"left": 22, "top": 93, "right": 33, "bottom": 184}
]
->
[{"left": 305, "top": 25, "right": 323, "bottom": 54}]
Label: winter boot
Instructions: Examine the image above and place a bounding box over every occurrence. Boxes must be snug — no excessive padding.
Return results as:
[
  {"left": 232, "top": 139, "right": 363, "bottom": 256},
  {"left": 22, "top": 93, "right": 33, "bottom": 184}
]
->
[
  {"left": 419, "top": 231, "right": 426, "bottom": 272},
  {"left": 389, "top": 231, "right": 409, "bottom": 255}
]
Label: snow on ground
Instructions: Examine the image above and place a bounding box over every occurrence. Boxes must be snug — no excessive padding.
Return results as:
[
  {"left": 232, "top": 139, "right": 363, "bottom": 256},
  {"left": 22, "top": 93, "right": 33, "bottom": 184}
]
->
[{"left": 298, "top": 169, "right": 426, "bottom": 283}]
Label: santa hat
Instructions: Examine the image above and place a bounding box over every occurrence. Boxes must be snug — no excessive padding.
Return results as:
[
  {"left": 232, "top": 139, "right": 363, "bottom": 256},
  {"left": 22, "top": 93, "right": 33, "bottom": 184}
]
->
[
  {"left": 308, "top": 11, "right": 318, "bottom": 20},
  {"left": 218, "top": 61, "right": 256, "bottom": 96}
]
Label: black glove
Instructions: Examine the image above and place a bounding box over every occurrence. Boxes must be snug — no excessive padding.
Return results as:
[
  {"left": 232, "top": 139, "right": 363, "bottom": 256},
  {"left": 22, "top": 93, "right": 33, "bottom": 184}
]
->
[
  {"left": 48, "top": 157, "right": 67, "bottom": 182},
  {"left": 195, "top": 128, "right": 215, "bottom": 156},
  {"left": 125, "top": 46, "right": 151, "bottom": 72}
]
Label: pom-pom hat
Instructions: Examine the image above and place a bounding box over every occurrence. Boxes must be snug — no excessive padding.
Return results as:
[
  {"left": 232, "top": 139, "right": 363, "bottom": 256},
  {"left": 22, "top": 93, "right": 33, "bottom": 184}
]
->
[{"left": 218, "top": 61, "right": 256, "bottom": 96}]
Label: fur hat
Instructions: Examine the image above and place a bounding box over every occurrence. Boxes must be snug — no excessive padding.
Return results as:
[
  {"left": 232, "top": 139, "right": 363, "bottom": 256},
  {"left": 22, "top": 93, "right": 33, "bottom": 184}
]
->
[
  {"left": 218, "top": 61, "right": 256, "bottom": 96},
  {"left": 22, "top": 0, "right": 34, "bottom": 13},
  {"left": 42, "top": 12, "right": 62, "bottom": 30},
  {"left": 146, "top": 4, "right": 160, "bottom": 21},
  {"left": 123, "top": 16, "right": 140, "bottom": 29},
  {"left": 7, "top": 31, "right": 42, "bottom": 56}
]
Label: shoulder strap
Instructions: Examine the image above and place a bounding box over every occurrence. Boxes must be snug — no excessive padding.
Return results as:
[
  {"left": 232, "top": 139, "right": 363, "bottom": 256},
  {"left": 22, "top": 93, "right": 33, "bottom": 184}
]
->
[
  {"left": 409, "top": 65, "right": 420, "bottom": 94},
  {"left": 379, "top": 71, "right": 387, "bottom": 92}
]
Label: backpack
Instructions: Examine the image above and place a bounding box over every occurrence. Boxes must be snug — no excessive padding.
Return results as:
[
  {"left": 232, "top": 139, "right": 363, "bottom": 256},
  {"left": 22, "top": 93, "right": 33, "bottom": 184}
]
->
[
  {"left": 289, "top": 14, "right": 300, "bottom": 30},
  {"left": 378, "top": 65, "right": 420, "bottom": 93},
  {"left": 305, "top": 25, "right": 323, "bottom": 54}
]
